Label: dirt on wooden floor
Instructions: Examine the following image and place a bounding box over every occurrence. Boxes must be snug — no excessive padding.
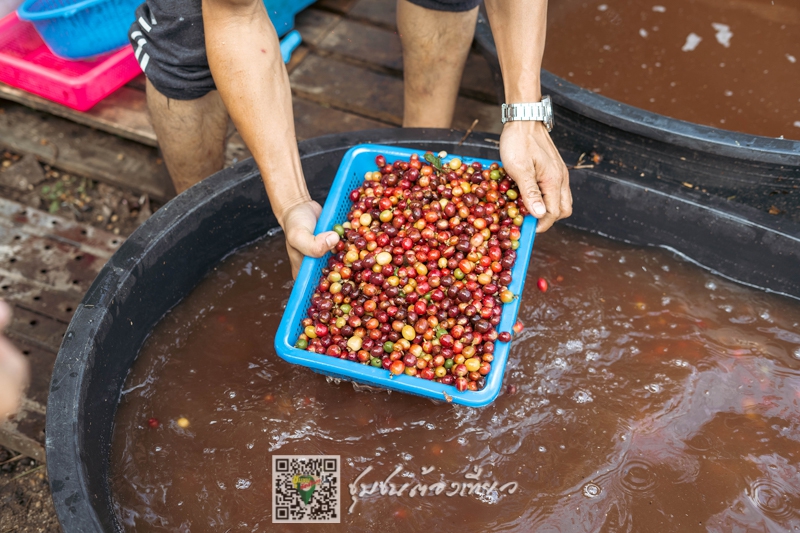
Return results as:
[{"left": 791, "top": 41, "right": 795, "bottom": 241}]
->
[
  {"left": 0, "top": 445, "right": 59, "bottom": 532},
  {"left": 1, "top": 150, "right": 160, "bottom": 240}
]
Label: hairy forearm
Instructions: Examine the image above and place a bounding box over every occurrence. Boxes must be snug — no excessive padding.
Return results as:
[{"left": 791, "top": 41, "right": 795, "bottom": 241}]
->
[
  {"left": 202, "top": 0, "right": 308, "bottom": 225},
  {"left": 484, "top": 0, "right": 547, "bottom": 102}
]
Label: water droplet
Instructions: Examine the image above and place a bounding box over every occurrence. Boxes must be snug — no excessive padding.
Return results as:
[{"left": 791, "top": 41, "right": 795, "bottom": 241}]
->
[
  {"left": 793, "top": 347, "right": 800, "bottom": 360},
  {"left": 705, "top": 281, "right": 717, "bottom": 290},
  {"left": 573, "top": 390, "right": 594, "bottom": 404},
  {"left": 235, "top": 478, "right": 251, "bottom": 490},
  {"left": 583, "top": 483, "right": 602, "bottom": 498},
  {"left": 645, "top": 383, "right": 662, "bottom": 393},
  {"left": 597, "top": 4, "right": 608, "bottom": 11},
  {"left": 539, "top": 446, "right": 547, "bottom": 453}
]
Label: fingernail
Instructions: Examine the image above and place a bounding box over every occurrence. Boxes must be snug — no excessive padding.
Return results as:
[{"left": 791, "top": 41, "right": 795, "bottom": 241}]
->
[
  {"left": 325, "top": 234, "right": 338, "bottom": 248},
  {"left": 533, "top": 203, "right": 546, "bottom": 217}
]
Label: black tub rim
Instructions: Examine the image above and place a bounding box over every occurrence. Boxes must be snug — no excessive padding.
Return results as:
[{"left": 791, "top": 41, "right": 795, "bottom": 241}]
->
[{"left": 474, "top": 13, "right": 800, "bottom": 166}]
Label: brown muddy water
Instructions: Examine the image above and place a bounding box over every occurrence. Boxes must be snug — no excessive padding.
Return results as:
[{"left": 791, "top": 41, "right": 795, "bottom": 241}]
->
[
  {"left": 111, "top": 226, "right": 800, "bottom": 532},
  {"left": 544, "top": 0, "right": 800, "bottom": 139}
]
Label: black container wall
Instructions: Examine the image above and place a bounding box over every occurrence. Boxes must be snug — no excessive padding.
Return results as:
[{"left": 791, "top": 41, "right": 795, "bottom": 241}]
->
[
  {"left": 474, "top": 13, "right": 800, "bottom": 222},
  {"left": 46, "top": 129, "right": 800, "bottom": 532}
]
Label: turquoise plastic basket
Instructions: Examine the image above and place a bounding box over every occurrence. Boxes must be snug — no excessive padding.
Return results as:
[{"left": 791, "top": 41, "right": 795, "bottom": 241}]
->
[
  {"left": 17, "top": 0, "right": 313, "bottom": 59},
  {"left": 18, "top": 0, "right": 141, "bottom": 59},
  {"left": 274, "top": 144, "right": 537, "bottom": 408}
]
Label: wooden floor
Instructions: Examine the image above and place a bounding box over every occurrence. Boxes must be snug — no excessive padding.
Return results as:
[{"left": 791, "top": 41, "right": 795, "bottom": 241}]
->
[{"left": 0, "top": 0, "right": 502, "bottom": 460}]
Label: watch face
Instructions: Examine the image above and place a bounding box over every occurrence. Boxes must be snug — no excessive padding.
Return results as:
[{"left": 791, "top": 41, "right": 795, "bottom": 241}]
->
[{"left": 543, "top": 95, "right": 554, "bottom": 132}]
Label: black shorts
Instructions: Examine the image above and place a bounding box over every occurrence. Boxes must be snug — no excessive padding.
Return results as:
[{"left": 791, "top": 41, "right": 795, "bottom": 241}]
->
[{"left": 128, "top": 0, "right": 482, "bottom": 101}]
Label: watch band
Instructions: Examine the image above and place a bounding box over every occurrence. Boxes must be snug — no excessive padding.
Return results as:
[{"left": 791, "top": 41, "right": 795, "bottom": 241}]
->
[
  {"left": 501, "top": 103, "right": 547, "bottom": 123},
  {"left": 501, "top": 96, "right": 554, "bottom": 131}
]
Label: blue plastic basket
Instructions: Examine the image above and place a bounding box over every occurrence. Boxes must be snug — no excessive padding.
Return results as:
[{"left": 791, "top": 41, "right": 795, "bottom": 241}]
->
[
  {"left": 275, "top": 144, "right": 538, "bottom": 408},
  {"left": 17, "top": 0, "right": 313, "bottom": 60},
  {"left": 18, "top": 0, "right": 142, "bottom": 59},
  {"left": 267, "top": 0, "right": 315, "bottom": 37}
]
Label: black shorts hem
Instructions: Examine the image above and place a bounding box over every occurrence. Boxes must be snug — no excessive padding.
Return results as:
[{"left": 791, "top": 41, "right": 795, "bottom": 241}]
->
[{"left": 405, "top": 0, "right": 481, "bottom": 12}]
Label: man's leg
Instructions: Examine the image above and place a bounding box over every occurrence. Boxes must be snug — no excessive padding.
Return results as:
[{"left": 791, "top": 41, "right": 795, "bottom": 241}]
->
[
  {"left": 398, "top": 0, "right": 480, "bottom": 128},
  {"left": 146, "top": 78, "right": 229, "bottom": 193}
]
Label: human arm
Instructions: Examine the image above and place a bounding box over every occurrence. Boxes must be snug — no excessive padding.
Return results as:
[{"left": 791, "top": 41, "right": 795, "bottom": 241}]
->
[
  {"left": 202, "top": 0, "right": 339, "bottom": 276},
  {"left": 483, "top": 0, "right": 572, "bottom": 232}
]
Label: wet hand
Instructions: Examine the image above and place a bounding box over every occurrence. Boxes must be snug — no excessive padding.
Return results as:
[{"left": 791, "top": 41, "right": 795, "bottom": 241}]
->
[
  {"left": 281, "top": 200, "right": 340, "bottom": 278},
  {"left": 499, "top": 120, "right": 572, "bottom": 233}
]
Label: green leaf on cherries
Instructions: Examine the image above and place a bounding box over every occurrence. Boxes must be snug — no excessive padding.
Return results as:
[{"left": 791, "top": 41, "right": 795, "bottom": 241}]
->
[{"left": 424, "top": 153, "right": 444, "bottom": 172}]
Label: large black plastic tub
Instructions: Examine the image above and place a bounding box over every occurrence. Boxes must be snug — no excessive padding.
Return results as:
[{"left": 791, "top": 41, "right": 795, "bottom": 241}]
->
[
  {"left": 46, "top": 129, "right": 800, "bottom": 532},
  {"left": 474, "top": 13, "right": 800, "bottom": 222}
]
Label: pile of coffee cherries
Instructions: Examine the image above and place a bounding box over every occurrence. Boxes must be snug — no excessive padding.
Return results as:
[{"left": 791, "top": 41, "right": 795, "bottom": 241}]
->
[{"left": 295, "top": 152, "right": 526, "bottom": 392}]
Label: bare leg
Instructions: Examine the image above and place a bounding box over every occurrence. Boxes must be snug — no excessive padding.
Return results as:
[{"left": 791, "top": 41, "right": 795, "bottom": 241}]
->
[
  {"left": 145, "top": 78, "right": 229, "bottom": 193},
  {"left": 397, "top": 0, "right": 479, "bottom": 128}
]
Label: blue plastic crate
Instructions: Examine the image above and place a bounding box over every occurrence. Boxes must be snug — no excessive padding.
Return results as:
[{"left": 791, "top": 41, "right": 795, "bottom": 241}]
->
[
  {"left": 18, "top": 0, "right": 142, "bottom": 59},
  {"left": 275, "top": 144, "right": 537, "bottom": 408},
  {"left": 17, "top": 0, "right": 312, "bottom": 59}
]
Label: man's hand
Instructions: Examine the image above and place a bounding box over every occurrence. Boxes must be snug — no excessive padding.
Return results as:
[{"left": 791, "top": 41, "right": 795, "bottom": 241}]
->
[
  {"left": 281, "top": 200, "right": 340, "bottom": 278},
  {"left": 0, "top": 301, "right": 28, "bottom": 422},
  {"left": 499, "top": 120, "right": 572, "bottom": 233}
]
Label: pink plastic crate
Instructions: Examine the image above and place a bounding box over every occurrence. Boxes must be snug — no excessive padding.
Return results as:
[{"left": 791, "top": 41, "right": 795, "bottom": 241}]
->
[{"left": 0, "top": 12, "right": 141, "bottom": 111}]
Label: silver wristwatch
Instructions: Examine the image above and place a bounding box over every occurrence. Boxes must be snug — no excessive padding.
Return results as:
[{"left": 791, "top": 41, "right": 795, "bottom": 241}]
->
[{"left": 501, "top": 95, "right": 554, "bottom": 131}]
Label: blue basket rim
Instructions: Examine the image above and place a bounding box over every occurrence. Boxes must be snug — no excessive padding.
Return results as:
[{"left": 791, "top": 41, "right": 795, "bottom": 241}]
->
[
  {"left": 18, "top": 0, "right": 117, "bottom": 20},
  {"left": 274, "top": 143, "right": 537, "bottom": 408}
]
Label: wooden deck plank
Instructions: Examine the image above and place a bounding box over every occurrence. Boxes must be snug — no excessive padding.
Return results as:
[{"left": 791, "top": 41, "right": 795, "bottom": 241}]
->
[
  {"left": 0, "top": 400, "right": 46, "bottom": 463},
  {"left": 349, "top": 0, "right": 396, "bottom": 29},
  {"left": 290, "top": 53, "right": 502, "bottom": 132},
  {"left": 0, "top": 82, "right": 156, "bottom": 147},
  {"left": 5, "top": 307, "right": 67, "bottom": 354},
  {"left": 0, "top": 275, "right": 82, "bottom": 324},
  {"left": 315, "top": 18, "right": 496, "bottom": 103},
  {"left": 315, "top": 0, "right": 359, "bottom": 15},
  {"left": 293, "top": 97, "right": 391, "bottom": 140},
  {"left": 318, "top": 17, "right": 403, "bottom": 71},
  {"left": 295, "top": 8, "right": 342, "bottom": 46},
  {"left": 14, "top": 342, "right": 57, "bottom": 406},
  {"left": 0, "top": 102, "right": 176, "bottom": 202},
  {"left": 0, "top": 196, "right": 122, "bottom": 255}
]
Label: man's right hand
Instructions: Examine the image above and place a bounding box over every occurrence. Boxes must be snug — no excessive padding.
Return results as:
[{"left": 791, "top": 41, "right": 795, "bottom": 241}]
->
[{"left": 281, "top": 200, "right": 340, "bottom": 279}]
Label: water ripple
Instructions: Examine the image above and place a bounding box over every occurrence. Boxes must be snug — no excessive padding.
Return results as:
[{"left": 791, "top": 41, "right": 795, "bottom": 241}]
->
[
  {"left": 748, "top": 479, "right": 796, "bottom": 521},
  {"left": 619, "top": 459, "right": 658, "bottom": 494}
]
